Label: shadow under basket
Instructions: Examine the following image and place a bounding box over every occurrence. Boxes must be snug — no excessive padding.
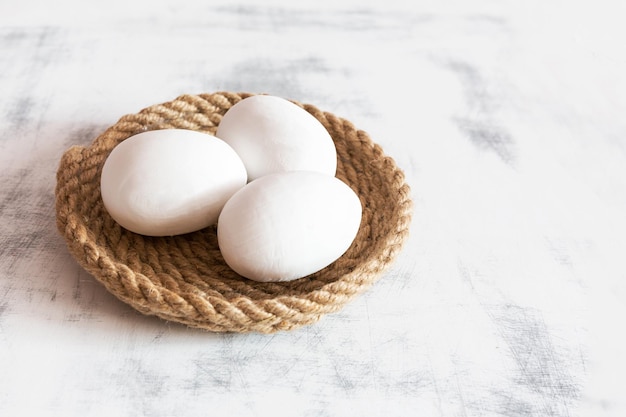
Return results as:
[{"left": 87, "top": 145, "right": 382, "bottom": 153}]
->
[{"left": 55, "top": 92, "right": 413, "bottom": 333}]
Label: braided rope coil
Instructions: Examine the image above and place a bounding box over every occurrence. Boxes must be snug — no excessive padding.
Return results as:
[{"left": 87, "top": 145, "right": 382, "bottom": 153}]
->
[{"left": 55, "top": 92, "right": 413, "bottom": 333}]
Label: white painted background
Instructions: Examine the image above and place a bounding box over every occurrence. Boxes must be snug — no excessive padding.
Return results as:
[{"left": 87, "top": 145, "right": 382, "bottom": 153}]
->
[{"left": 1, "top": 1, "right": 625, "bottom": 416}]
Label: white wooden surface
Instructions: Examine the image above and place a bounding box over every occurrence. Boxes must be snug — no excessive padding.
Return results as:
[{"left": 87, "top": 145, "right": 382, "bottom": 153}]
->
[{"left": 1, "top": 1, "right": 625, "bottom": 416}]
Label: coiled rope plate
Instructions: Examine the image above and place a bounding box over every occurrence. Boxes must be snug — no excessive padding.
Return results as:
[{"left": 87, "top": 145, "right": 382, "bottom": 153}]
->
[{"left": 55, "top": 92, "right": 412, "bottom": 333}]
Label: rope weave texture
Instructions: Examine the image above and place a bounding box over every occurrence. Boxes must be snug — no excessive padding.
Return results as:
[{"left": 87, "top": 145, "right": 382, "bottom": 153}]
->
[{"left": 55, "top": 92, "right": 413, "bottom": 333}]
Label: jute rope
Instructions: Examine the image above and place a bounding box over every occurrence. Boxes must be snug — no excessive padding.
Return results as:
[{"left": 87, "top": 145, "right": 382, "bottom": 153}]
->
[{"left": 55, "top": 92, "right": 413, "bottom": 333}]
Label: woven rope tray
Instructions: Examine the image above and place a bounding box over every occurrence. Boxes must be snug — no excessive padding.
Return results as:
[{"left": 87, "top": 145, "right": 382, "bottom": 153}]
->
[{"left": 55, "top": 92, "right": 412, "bottom": 333}]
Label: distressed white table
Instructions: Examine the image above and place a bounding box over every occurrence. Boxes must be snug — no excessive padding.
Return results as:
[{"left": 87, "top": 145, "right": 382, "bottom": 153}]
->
[{"left": 1, "top": 1, "right": 624, "bottom": 416}]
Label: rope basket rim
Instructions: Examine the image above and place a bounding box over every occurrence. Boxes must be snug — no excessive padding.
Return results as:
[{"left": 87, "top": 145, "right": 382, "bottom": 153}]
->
[{"left": 55, "top": 91, "right": 412, "bottom": 333}]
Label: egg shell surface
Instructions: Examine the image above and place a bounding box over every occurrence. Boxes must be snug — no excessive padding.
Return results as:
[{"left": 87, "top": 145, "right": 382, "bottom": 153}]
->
[
  {"left": 215, "top": 95, "right": 337, "bottom": 181},
  {"left": 217, "top": 171, "right": 362, "bottom": 282},
  {"left": 100, "top": 129, "right": 247, "bottom": 236}
]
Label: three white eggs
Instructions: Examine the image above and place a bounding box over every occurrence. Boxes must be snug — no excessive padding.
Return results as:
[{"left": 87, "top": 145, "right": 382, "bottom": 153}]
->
[{"left": 100, "top": 95, "right": 362, "bottom": 282}]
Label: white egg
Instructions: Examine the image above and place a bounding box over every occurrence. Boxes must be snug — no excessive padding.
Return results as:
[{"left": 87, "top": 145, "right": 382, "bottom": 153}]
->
[
  {"left": 215, "top": 95, "right": 337, "bottom": 181},
  {"left": 100, "top": 129, "right": 247, "bottom": 236},
  {"left": 217, "top": 171, "right": 362, "bottom": 282}
]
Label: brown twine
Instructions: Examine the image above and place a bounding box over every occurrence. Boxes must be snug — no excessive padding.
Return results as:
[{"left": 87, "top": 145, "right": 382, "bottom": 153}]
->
[{"left": 55, "top": 92, "right": 413, "bottom": 333}]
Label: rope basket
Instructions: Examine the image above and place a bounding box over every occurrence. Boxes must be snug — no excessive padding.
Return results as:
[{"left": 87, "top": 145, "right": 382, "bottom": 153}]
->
[{"left": 55, "top": 92, "right": 413, "bottom": 333}]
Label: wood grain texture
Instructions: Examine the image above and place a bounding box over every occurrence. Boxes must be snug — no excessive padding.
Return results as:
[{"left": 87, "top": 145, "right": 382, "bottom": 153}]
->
[{"left": 1, "top": 1, "right": 625, "bottom": 416}]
